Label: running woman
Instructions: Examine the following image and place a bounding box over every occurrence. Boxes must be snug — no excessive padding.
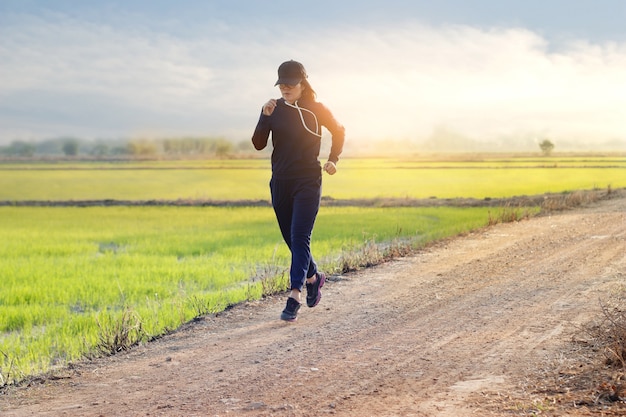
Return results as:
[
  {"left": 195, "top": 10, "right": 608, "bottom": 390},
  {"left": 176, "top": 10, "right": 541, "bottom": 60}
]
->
[{"left": 252, "top": 60, "right": 345, "bottom": 321}]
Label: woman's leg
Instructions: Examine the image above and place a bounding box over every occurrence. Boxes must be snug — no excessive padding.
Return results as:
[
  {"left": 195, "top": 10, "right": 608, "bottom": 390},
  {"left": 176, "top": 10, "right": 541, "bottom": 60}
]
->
[
  {"left": 288, "top": 177, "right": 321, "bottom": 292},
  {"left": 270, "top": 177, "right": 321, "bottom": 293},
  {"left": 270, "top": 177, "right": 294, "bottom": 251}
]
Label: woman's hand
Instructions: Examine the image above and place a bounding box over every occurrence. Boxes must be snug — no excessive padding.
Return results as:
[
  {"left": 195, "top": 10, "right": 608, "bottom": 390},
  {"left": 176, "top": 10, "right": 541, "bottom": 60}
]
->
[
  {"left": 262, "top": 99, "right": 277, "bottom": 116},
  {"left": 323, "top": 161, "right": 337, "bottom": 175}
]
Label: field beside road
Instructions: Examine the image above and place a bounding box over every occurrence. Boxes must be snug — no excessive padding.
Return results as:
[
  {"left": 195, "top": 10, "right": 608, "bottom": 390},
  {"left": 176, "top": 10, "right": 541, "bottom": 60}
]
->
[
  {"left": 0, "top": 204, "right": 494, "bottom": 380},
  {"left": 1, "top": 156, "right": 624, "bottom": 202}
]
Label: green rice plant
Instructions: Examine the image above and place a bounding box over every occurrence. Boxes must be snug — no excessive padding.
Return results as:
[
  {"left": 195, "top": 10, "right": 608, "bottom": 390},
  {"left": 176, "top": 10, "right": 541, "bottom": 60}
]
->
[
  {"left": 487, "top": 205, "right": 535, "bottom": 226},
  {"left": 1, "top": 157, "right": 624, "bottom": 201},
  {"left": 326, "top": 163, "right": 625, "bottom": 200},
  {"left": 0, "top": 163, "right": 272, "bottom": 201},
  {"left": 95, "top": 308, "right": 145, "bottom": 355},
  {"left": 0, "top": 205, "right": 494, "bottom": 383},
  {"left": 0, "top": 349, "right": 21, "bottom": 387},
  {"left": 314, "top": 206, "right": 507, "bottom": 273},
  {"left": 252, "top": 259, "right": 289, "bottom": 297}
]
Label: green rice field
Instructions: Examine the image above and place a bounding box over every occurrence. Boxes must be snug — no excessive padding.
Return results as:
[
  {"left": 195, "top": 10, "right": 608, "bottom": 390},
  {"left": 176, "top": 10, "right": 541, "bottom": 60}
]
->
[
  {"left": 1, "top": 204, "right": 495, "bottom": 381},
  {"left": 0, "top": 157, "right": 624, "bottom": 201},
  {"left": 0, "top": 155, "right": 623, "bottom": 384}
]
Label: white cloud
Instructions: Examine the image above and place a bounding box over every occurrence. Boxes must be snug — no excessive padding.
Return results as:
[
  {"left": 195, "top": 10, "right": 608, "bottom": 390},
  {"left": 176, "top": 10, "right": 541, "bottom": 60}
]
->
[
  {"left": 309, "top": 24, "right": 626, "bottom": 146},
  {"left": 1, "top": 13, "right": 625, "bottom": 150},
  {"left": 1, "top": 14, "right": 213, "bottom": 108}
]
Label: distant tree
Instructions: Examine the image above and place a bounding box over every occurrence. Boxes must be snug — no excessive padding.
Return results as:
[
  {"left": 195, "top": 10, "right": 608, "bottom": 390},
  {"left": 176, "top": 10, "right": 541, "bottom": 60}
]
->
[
  {"left": 62, "top": 139, "right": 79, "bottom": 156},
  {"left": 111, "top": 145, "right": 129, "bottom": 156},
  {"left": 126, "top": 140, "right": 158, "bottom": 156},
  {"left": 237, "top": 140, "right": 250, "bottom": 151},
  {"left": 214, "top": 140, "right": 234, "bottom": 158},
  {"left": 91, "top": 143, "right": 110, "bottom": 157},
  {"left": 4, "top": 141, "right": 35, "bottom": 157},
  {"left": 163, "top": 137, "right": 219, "bottom": 155},
  {"left": 539, "top": 139, "right": 555, "bottom": 156},
  {"left": 36, "top": 138, "right": 64, "bottom": 155}
]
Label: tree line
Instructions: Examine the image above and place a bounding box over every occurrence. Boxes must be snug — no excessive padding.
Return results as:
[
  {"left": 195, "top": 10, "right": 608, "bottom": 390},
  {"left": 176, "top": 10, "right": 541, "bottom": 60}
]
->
[{"left": 0, "top": 137, "right": 253, "bottom": 159}]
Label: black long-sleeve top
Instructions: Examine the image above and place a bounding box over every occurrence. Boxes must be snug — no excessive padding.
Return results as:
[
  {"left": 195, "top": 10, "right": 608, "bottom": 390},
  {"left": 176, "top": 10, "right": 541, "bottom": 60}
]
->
[{"left": 251, "top": 98, "right": 345, "bottom": 179}]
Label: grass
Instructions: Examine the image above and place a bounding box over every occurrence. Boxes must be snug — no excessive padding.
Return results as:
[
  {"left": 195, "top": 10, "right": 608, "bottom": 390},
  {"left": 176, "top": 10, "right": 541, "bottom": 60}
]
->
[
  {"left": 584, "top": 286, "right": 626, "bottom": 371},
  {"left": 0, "top": 204, "right": 499, "bottom": 384}
]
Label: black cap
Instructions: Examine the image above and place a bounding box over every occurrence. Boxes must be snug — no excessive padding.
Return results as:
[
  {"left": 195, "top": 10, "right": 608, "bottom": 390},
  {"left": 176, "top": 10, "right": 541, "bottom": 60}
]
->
[{"left": 274, "top": 60, "right": 307, "bottom": 86}]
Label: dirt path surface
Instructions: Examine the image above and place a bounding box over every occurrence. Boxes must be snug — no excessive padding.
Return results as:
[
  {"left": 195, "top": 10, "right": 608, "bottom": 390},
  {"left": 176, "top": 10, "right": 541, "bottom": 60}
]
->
[{"left": 2, "top": 196, "right": 625, "bottom": 416}]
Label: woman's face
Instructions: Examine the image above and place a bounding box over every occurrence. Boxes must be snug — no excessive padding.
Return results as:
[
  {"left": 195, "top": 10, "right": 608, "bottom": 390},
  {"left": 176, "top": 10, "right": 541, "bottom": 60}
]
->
[{"left": 279, "top": 82, "right": 304, "bottom": 104}]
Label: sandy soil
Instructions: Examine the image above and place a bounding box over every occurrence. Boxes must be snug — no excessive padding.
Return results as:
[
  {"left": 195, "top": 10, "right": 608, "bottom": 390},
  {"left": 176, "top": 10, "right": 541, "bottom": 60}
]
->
[{"left": 1, "top": 195, "right": 625, "bottom": 417}]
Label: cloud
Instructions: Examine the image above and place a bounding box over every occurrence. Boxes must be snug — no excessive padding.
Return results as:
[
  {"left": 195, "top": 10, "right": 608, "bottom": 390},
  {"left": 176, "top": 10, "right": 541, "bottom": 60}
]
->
[
  {"left": 1, "top": 12, "right": 625, "bottom": 151},
  {"left": 310, "top": 24, "right": 626, "bottom": 146}
]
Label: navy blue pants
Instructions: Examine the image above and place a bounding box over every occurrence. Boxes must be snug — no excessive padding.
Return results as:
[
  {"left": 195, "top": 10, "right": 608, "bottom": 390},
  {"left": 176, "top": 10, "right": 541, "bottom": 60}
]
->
[{"left": 270, "top": 176, "right": 321, "bottom": 292}]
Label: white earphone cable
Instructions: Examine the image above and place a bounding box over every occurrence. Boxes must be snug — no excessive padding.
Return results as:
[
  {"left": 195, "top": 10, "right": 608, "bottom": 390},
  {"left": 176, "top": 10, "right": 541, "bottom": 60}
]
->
[{"left": 284, "top": 100, "right": 322, "bottom": 138}]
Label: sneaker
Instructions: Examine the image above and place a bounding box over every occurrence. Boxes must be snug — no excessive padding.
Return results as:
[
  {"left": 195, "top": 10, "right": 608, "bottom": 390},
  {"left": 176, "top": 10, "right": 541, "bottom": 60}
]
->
[
  {"left": 306, "top": 272, "right": 326, "bottom": 308},
  {"left": 280, "top": 297, "right": 301, "bottom": 322}
]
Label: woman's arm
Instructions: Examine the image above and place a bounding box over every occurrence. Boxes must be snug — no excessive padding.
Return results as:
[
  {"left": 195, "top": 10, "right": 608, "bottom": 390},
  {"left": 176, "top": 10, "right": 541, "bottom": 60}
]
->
[
  {"left": 251, "top": 99, "right": 278, "bottom": 150},
  {"left": 319, "top": 103, "right": 345, "bottom": 164},
  {"left": 251, "top": 115, "right": 271, "bottom": 150}
]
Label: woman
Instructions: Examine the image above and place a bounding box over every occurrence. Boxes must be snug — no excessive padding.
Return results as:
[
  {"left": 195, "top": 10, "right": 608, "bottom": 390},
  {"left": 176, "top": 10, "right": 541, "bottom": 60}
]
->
[{"left": 252, "top": 60, "right": 345, "bottom": 321}]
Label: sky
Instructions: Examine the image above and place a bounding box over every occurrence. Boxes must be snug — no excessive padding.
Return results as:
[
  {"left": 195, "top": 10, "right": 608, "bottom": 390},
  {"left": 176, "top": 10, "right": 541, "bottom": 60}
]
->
[{"left": 1, "top": 0, "right": 625, "bottom": 152}]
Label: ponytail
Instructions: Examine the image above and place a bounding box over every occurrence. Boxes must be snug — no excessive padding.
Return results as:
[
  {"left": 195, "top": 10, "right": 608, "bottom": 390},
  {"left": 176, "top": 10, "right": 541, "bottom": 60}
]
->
[{"left": 301, "top": 79, "right": 317, "bottom": 101}]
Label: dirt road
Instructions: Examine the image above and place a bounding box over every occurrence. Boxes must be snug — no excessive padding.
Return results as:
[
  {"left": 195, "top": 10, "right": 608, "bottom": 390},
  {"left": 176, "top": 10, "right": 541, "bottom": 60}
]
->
[{"left": 2, "top": 195, "right": 625, "bottom": 416}]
